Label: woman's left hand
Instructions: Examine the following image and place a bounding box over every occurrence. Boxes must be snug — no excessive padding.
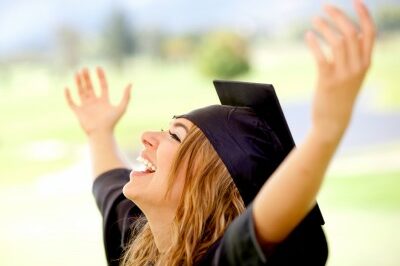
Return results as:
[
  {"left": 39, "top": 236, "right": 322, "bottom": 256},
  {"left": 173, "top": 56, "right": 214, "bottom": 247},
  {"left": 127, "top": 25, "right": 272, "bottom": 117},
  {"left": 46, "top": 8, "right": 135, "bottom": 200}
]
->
[
  {"left": 307, "top": 0, "right": 376, "bottom": 139},
  {"left": 253, "top": 1, "right": 376, "bottom": 246}
]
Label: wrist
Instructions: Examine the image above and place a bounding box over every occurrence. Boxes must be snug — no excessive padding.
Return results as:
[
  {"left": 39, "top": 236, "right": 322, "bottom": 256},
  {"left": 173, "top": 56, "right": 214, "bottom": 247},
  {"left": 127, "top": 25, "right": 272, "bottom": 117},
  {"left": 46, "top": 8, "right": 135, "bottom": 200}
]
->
[
  {"left": 87, "top": 128, "right": 115, "bottom": 139},
  {"left": 308, "top": 126, "right": 344, "bottom": 146}
]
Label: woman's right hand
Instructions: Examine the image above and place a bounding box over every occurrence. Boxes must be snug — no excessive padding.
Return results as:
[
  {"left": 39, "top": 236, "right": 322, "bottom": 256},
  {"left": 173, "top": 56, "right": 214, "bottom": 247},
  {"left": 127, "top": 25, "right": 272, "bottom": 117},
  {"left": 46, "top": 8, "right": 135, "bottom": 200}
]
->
[{"left": 64, "top": 67, "right": 132, "bottom": 136}]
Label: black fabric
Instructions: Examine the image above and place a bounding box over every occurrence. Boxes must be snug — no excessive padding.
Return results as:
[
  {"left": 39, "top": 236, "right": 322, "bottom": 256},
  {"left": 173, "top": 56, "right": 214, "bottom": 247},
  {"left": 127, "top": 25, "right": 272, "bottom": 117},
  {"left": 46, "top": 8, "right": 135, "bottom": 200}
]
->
[
  {"left": 197, "top": 204, "right": 328, "bottom": 266},
  {"left": 197, "top": 203, "right": 267, "bottom": 266},
  {"left": 92, "top": 168, "right": 141, "bottom": 266},
  {"left": 93, "top": 168, "right": 328, "bottom": 266},
  {"left": 212, "top": 80, "right": 296, "bottom": 156}
]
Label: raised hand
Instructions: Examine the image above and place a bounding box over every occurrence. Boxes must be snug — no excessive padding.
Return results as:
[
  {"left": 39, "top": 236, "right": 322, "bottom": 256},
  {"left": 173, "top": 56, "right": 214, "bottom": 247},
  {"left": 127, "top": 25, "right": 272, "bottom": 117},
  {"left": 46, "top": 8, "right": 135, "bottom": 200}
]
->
[
  {"left": 306, "top": 0, "right": 375, "bottom": 139},
  {"left": 65, "top": 67, "right": 132, "bottom": 136}
]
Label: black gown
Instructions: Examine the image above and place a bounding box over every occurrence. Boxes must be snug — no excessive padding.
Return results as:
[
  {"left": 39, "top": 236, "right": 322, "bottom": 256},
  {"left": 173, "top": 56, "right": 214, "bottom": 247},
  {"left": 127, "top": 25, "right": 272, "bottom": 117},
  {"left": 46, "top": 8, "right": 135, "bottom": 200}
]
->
[{"left": 92, "top": 168, "right": 328, "bottom": 266}]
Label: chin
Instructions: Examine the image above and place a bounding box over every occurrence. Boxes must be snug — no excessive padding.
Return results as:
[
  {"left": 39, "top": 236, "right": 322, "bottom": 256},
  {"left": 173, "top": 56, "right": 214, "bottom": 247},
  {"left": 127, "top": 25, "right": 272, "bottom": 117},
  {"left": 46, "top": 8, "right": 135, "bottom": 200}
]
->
[{"left": 122, "top": 181, "right": 136, "bottom": 201}]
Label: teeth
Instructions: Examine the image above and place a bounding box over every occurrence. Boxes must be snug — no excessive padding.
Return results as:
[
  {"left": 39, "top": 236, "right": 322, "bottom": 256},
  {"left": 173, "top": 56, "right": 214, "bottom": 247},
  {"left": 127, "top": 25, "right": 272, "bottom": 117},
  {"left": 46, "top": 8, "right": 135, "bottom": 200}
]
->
[{"left": 136, "top": 156, "right": 157, "bottom": 172}]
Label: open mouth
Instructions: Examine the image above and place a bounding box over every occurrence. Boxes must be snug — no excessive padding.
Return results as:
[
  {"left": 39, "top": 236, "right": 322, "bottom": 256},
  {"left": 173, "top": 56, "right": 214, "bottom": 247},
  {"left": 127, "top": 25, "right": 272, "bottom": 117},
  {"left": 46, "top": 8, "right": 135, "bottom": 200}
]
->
[
  {"left": 131, "top": 155, "right": 157, "bottom": 177},
  {"left": 143, "top": 168, "right": 155, "bottom": 174},
  {"left": 132, "top": 169, "right": 154, "bottom": 175}
]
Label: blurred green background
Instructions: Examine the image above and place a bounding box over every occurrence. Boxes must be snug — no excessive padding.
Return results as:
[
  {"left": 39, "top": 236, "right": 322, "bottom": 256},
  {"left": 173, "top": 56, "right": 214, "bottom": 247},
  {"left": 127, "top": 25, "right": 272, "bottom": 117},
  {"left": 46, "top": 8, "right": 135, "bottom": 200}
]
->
[{"left": 0, "top": 0, "right": 399, "bottom": 265}]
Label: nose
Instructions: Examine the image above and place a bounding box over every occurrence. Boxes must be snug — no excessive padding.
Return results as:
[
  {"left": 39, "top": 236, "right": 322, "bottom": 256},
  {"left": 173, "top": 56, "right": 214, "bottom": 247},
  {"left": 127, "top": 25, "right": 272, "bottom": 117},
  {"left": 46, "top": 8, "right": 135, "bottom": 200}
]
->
[{"left": 141, "top": 131, "right": 161, "bottom": 150}]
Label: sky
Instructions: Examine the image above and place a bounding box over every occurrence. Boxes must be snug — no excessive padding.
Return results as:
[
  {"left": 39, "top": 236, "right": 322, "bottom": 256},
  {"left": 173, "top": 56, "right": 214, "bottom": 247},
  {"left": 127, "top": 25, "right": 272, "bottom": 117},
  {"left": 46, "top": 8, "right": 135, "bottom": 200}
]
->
[{"left": 0, "top": 0, "right": 395, "bottom": 56}]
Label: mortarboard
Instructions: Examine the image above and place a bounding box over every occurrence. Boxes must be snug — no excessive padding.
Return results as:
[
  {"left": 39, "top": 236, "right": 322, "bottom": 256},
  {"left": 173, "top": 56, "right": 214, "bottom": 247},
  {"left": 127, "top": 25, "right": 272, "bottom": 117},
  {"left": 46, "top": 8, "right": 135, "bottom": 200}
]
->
[{"left": 174, "top": 80, "right": 324, "bottom": 225}]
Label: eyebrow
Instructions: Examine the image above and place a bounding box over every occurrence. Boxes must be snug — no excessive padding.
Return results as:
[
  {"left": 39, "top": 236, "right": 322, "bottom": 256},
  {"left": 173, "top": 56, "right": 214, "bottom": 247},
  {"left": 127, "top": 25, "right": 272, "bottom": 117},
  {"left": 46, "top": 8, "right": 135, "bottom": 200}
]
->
[{"left": 170, "top": 121, "right": 189, "bottom": 133}]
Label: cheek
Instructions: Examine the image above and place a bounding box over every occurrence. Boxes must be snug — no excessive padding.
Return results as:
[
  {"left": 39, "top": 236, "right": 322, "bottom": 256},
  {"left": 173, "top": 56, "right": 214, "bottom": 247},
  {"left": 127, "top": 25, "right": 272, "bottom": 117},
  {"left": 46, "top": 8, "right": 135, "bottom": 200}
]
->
[
  {"left": 156, "top": 143, "right": 178, "bottom": 175},
  {"left": 150, "top": 144, "right": 186, "bottom": 207},
  {"left": 168, "top": 171, "right": 186, "bottom": 205}
]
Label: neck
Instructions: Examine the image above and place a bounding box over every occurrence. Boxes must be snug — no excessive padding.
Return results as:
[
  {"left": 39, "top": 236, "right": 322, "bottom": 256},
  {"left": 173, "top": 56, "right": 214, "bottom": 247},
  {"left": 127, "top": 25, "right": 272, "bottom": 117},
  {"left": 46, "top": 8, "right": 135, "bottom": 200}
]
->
[{"left": 145, "top": 208, "right": 175, "bottom": 252}]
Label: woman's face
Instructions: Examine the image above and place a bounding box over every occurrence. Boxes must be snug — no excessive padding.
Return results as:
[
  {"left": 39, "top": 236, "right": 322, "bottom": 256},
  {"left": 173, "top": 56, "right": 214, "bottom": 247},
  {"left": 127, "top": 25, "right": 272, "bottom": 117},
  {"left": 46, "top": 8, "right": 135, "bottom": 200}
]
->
[{"left": 123, "top": 118, "right": 194, "bottom": 215}]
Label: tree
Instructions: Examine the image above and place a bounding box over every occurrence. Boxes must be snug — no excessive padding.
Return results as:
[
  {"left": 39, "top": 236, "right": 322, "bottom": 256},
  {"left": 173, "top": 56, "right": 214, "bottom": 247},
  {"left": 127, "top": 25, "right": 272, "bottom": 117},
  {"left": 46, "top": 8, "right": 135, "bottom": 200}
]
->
[
  {"left": 196, "top": 31, "right": 250, "bottom": 78},
  {"left": 55, "top": 26, "right": 82, "bottom": 68},
  {"left": 102, "top": 10, "right": 136, "bottom": 66},
  {"left": 376, "top": 5, "right": 400, "bottom": 35}
]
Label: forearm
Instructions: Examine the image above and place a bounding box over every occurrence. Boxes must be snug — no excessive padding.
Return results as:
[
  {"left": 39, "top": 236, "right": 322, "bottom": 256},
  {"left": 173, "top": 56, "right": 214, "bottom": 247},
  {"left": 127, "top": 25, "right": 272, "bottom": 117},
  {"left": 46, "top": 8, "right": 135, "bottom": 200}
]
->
[
  {"left": 87, "top": 130, "right": 131, "bottom": 180},
  {"left": 253, "top": 127, "right": 342, "bottom": 244}
]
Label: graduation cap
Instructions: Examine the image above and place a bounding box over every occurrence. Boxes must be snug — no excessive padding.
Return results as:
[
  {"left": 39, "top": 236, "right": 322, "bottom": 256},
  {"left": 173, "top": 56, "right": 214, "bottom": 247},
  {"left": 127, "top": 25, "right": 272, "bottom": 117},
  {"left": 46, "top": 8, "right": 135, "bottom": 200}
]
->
[{"left": 174, "top": 80, "right": 324, "bottom": 225}]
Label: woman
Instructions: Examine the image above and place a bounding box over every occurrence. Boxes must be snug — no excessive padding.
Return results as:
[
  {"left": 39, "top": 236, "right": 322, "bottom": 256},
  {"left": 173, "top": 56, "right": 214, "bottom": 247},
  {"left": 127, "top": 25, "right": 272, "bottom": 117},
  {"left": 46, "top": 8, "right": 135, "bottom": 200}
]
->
[{"left": 65, "top": 0, "right": 375, "bottom": 265}]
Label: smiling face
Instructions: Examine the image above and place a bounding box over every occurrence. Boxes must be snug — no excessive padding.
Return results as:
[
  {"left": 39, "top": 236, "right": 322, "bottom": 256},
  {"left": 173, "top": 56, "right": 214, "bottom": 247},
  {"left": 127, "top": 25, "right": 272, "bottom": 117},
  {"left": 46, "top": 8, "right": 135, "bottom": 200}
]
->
[
  {"left": 120, "top": 117, "right": 246, "bottom": 265},
  {"left": 122, "top": 118, "right": 194, "bottom": 216}
]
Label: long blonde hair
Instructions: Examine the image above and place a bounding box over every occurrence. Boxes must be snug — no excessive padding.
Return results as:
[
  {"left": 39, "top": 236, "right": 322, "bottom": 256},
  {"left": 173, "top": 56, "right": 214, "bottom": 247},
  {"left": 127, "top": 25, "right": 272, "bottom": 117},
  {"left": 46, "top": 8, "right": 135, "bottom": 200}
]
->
[{"left": 120, "top": 125, "right": 245, "bottom": 265}]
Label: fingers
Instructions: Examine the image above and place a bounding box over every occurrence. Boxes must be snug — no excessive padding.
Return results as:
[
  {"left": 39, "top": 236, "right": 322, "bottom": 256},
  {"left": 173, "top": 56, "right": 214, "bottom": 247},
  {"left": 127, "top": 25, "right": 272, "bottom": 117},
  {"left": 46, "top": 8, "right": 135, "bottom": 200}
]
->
[
  {"left": 69, "top": 67, "right": 131, "bottom": 112},
  {"left": 75, "top": 68, "right": 95, "bottom": 104},
  {"left": 305, "top": 31, "right": 330, "bottom": 73},
  {"left": 309, "top": 0, "right": 374, "bottom": 73},
  {"left": 324, "top": 4, "right": 362, "bottom": 70},
  {"left": 64, "top": 87, "right": 78, "bottom": 110},
  {"left": 312, "top": 16, "right": 347, "bottom": 70},
  {"left": 82, "top": 68, "right": 96, "bottom": 98},
  {"left": 75, "top": 72, "right": 87, "bottom": 103},
  {"left": 353, "top": 0, "right": 375, "bottom": 66},
  {"left": 117, "top": 83, "right": 132, "bottom": 113},
  {"left": 96, "top": 66, "right": 109, "bottom": 99},
  {"left": 74, "top": 67, "right": 108, "bottom": 105}
]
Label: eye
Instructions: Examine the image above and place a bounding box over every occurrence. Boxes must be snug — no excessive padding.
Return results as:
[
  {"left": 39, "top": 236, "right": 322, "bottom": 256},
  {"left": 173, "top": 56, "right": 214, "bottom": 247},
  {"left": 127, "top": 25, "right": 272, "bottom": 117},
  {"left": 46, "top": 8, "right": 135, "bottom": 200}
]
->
[{"left": 168, "top": 130, "right": 181, "bottom": 143}]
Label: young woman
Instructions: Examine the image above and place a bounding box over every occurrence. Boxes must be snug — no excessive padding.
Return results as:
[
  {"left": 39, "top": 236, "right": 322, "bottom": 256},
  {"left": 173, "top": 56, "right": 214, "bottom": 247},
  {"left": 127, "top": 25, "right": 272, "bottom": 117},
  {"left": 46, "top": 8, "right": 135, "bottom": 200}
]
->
[{"left": 65, "top": 0, "right": 375, "bottom": 265}]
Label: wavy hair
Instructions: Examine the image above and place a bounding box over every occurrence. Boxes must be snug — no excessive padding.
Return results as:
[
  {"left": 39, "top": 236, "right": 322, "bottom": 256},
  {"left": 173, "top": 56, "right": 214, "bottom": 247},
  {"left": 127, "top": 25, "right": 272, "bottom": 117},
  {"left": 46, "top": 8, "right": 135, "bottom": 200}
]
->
[{"left": 120, "top": 125, "right": 245, "bottom": 265}]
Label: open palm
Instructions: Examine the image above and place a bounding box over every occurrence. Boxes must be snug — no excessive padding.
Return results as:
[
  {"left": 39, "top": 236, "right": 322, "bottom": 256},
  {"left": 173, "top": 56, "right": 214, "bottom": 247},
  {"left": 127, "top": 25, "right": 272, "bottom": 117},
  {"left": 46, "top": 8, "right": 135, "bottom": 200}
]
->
[{"left": 65, "top": 67, "right": 132, "bottom": 136}]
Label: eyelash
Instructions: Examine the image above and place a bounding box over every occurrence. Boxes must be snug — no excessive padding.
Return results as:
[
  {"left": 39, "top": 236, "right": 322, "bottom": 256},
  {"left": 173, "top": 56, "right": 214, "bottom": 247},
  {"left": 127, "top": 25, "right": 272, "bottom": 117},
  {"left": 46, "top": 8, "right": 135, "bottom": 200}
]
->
[{"left": 161, "top": 128, "right": 181, "bottom": 143}]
